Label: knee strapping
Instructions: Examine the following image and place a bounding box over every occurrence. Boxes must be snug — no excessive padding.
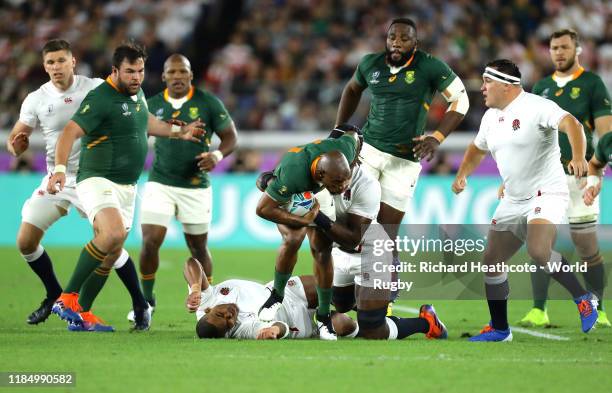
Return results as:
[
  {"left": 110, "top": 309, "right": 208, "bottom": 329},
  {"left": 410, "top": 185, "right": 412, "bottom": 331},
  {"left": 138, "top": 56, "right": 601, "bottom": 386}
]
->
[{"left": 357, "top": 307, "right": 387, "bottom": 330}]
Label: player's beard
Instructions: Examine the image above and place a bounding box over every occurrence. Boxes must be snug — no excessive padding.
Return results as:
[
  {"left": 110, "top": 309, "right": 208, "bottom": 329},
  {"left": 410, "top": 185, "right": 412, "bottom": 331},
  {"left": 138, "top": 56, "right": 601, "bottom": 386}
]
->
[
  {"left": 556, "top": 51, "right": 576, "bottom": 73},
  {"left": 385, "top": 46, "right": 414, "bottom": 67},
  {"left": 117, "top": 78, "right": 141, "bottom": 96}
]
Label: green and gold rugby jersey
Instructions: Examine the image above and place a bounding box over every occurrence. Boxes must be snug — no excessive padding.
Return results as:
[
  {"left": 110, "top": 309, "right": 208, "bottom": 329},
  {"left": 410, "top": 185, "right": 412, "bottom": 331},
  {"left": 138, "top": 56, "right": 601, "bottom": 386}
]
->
[
  {"left": 595, "top": 132, "right": 612, "bottom": 169},
  {"left": 147, "top": 87, "right": 232, "bottom": 188},
  {"left": 533, "top": 68, "right": 611, "bottom": 173},
  {"left": 72, "top": 77, "right": 148, "bottom": 185},
  {"left": 266, "top": 134, "right": 358, "bottom": 204},
  {"left": 354, "top": 50, "right": 456, "bottom": 160}
]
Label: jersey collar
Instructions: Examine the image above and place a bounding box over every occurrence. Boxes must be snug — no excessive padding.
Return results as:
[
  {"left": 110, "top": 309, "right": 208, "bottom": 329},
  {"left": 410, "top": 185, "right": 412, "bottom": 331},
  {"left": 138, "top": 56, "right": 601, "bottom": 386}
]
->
[
  {"left": 164, "top": 86, "right": 194, "bottom": 102},
  {"left": 386, "top": 50, "right": 416, "bottom": 74},
  {"left": 552, "top": 66, "right": 584, "bottom": 82},
  {"left": 310, "top": 155, "right": 322, "bottom": 179},
  {"left": 105, "top": 76, "right": 120, "bottom": 92}
]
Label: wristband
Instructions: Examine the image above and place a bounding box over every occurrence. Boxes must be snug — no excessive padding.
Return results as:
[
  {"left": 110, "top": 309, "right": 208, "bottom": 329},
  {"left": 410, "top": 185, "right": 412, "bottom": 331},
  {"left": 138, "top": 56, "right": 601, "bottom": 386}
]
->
[
  {"left": 211, "top": 150, "right": 224, "bottom": 162},
  {"left": 586, "top": 175, "right": 601, "bottom": 188},
  {"left": 190, "top": 283, "right": 201, "bottom": 293},
  {"left": 54, "top": 164, "right": 66, "bottom": 174},
  {"left": 431, "top": 131, "right": 445, "bottom": 143},
  {"left": 314, "top": 211, "right": 333, "bottom": 230},
  {"left": 170, "top": 124, "right": 181, "bottom": 138}
]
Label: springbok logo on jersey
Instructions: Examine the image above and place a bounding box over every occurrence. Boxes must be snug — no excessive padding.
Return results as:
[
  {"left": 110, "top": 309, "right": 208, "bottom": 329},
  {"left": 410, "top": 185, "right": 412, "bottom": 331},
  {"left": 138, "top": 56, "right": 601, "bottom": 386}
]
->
[
  {"left": 189, "top": 107, "right": 199, "bottom": 119},
  {"left": 369, "top": 71, "right": 380, "bottom": 84},
  {"left": 404, "top": 71, "right": 415, "bottom": 84},
  {"left": 570, "top": 87, "right": 580, "bottom": 99},
  {"left": 121, "top": 103, "right": 131, "bottom": 116},
  {"left": 512, "top": 119, "right": 520, "bottom": 131}
]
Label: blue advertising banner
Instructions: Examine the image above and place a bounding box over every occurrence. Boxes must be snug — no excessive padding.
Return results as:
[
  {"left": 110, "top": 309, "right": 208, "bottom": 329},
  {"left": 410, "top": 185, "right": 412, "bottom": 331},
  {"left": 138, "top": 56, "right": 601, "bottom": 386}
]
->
[{"left": 1, "top": 173, "right": 610, "bottom": 248}]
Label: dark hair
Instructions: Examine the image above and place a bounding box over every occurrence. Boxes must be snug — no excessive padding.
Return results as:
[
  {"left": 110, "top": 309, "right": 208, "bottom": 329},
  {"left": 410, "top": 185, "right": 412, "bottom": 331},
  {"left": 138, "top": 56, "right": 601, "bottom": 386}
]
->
[
  {"left": 485, "top": 59, "right": 521, "bottom": 80},
  {"left": 388, "top": 18, "right": 417, "bottom": 33},
  {"left": 42, "top": 39, "right": 71, "bottom": 56},
  {"left": 196, "top": 317, "right": 225, "bottom": 339},
  {"left": 112, "top": 41, "right": 147, "bottom": 69},
  {"left": 550, "top": 29, "right": 580, "bottom": 47}
]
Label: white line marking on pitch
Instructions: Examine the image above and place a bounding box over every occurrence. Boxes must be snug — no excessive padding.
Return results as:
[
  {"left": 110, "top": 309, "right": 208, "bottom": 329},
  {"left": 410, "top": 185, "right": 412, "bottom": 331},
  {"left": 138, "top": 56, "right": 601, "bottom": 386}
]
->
[{"left": 392, "top": 305, "right": 570, "bottom": 341}]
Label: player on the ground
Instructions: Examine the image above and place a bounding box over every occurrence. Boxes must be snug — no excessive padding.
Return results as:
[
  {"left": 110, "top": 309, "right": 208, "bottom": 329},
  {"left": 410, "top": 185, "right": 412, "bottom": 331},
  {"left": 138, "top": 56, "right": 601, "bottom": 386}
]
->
[
  {"left": 184, "top": 257, "right": 357, "bottom": 339},
  {"left": 335, "top": 18, "right": 469, "bottom": 301},
  {"left": 127, "top": 54, "right": 237, "bottom": 321},
  {"left": 453, "top": 59, "right": 599, "bottom": 341},
  {"left": 583, "top": 132, "right": 611, "bottom": 205},
  {"left": 255, "top": 124, "right": 361, "bottom": 340},
  {"left": 6, "top": 39, "right": 150, "bottom": 327},
  {"left": 517, "top": 29, "right": 612, "bottom": 328},
  {"left": 47, "top": 42, "right": 203, "bottom": 332}
]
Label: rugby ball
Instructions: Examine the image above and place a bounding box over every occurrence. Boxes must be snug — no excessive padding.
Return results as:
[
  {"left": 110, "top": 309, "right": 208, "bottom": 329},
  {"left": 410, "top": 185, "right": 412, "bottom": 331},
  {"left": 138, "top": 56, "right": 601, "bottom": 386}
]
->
[{"left": 283, "top": 192, "right": 315, "bottom": 216}]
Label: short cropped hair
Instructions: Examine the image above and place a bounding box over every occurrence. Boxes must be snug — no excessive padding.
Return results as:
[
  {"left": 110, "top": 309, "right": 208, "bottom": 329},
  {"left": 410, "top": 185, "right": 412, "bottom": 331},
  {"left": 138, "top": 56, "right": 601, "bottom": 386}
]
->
[
  {"left": 485, "top": 59, "right": 521, "bottom": 80},
  {"left": 388, "top": 18, "right": 417, "bottom": 33},
  {"left": 196, "top": 317, "right": 225, "bottom": 339},
  {"left": 112, "top": 41, "right": 147, "bottom": 69},
  {"left": 550, "top": 29, "right": 580, "bottom": 47},
  {"left": 42, "top": 39, "right": 71, "bottom": 56}
]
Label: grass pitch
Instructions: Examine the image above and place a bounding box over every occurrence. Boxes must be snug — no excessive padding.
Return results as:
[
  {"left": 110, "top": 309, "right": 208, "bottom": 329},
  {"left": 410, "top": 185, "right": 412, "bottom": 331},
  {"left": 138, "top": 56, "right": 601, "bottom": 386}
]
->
[{"left": 0, "top": 247, "right": 611, "bottom": 393}]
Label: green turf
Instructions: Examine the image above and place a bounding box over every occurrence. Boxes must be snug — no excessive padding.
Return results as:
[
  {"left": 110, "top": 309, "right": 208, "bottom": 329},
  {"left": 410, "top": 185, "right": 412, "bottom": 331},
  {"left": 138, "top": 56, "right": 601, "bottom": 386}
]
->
[{"left": 0, "top": 247, "right": 611, "bottom": 393}]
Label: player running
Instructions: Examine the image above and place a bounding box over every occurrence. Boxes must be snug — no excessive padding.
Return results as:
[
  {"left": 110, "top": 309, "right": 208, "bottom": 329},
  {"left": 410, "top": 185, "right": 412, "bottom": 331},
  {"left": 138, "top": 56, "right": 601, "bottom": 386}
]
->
[
  {"left": 335, "top": 18, "right": 469, "bottom": 300},
  {"left": 255, "top": 124, "right": 361, "bottom": 340},
  {"left": 453, "top": 59, "right": 599, "bottom": 341},
  {"left": 47, "top": 42, "right": 203, "bottom": 332},
  {"left": 6, "top": 39, "right": 149, "bottom": 327}
]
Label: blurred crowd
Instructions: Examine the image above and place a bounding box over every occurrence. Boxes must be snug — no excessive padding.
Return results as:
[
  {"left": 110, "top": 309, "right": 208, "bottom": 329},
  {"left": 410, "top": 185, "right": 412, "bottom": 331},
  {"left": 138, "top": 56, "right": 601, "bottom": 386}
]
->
[{"left": 1, "top": 0, "right": 610, "bottom": 159}]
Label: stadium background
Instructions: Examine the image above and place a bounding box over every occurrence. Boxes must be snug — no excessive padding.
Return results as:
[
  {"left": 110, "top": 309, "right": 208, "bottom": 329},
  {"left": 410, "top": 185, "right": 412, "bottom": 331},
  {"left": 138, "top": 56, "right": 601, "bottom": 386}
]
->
[{"left": 0, "top": 1, "right": 611, "bottom": 392}]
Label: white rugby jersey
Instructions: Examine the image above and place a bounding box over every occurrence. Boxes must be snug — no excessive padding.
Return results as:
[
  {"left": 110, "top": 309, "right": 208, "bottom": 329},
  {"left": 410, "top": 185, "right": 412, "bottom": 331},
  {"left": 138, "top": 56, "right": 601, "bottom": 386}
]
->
[
  {"left": 333, "top": 165, "right": 380, "bottom": 223},
  {"left": 19, "top": 75, "right": 104, "bottom": 186},
  {"left": 474, "top": 91, "right": 570, "bottom": 201}
]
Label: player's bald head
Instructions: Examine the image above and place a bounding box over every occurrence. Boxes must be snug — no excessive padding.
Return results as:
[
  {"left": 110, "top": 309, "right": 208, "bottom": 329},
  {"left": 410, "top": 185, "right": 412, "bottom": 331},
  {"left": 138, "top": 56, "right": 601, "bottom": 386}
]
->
[
  {"left": 315, "top": 151, "right": 352, "bottom": 195},
  {"left": 164, "top": 54, "right": 191, "bottom": 71}
]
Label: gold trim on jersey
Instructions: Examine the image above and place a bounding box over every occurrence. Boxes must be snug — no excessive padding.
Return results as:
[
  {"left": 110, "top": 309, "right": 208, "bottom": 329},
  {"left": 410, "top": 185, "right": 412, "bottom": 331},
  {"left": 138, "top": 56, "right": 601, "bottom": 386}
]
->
[
  {"left": 552, "top": 66, "right": 585, "bottom": 82},
  {"left": 106, "top": 76, "right": 120, "bottom": 92},
  {"left": 87, "top": 135, "right": 109, "bottom": 149},
  {"left": 163, "top": 86, "right": 194, "bottom": 102}
]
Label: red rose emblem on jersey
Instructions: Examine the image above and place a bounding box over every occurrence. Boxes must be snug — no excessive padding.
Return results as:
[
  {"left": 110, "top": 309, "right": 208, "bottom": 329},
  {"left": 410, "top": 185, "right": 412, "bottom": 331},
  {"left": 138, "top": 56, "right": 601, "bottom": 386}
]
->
[
  {"left": 512, "top": 119, "right": 520, "bottom": 131},
  {"left": 220, "top": 287, "right": 230, "bottom": 295},
  {"left": 534, "top": 207, "right": 541, "bottom": 214}
]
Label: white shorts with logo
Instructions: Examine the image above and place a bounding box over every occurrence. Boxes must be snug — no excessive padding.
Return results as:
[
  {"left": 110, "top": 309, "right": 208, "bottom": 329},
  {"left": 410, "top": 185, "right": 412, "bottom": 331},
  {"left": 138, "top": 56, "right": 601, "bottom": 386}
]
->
[
  {"left": 21, "top": 175, "right": 85, "bottom": 231},
  {"left": 491, "top": 193, "right": 569, "bottom": 241},
  {"left": 76, "top": 177, "right": 136, "bottom": 231},
  {"left": 566, "top": 175, "right": 599, "bottom": 223},
  {"left": 265, "top": 276, "right": 315, "bottom": 339},
  {"left": 332, "top": 246, "right": 393, "bottom": 288},
  {"left": 140, "top": 181, "right": 212, "bottom": 234},
  {"left": 359, "top": 142, "right": 421, "bottom": 212}
]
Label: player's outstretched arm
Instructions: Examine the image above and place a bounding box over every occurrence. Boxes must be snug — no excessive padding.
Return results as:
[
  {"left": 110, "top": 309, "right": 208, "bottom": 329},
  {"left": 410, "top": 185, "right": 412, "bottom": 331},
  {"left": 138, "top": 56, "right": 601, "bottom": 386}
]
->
[
  {"left": 47, "top": 120, "right": 84, "bottom": 194},
  {"left": 256, "top": 322, "right": 289, "bottom": 340},
  {"left": 335, "top": 76, "right": 366, "bottom": 126},
  {"left": 452, "top": 143, "right": 487, "bottom": 194},
  {"left": 559, "top": 114, "right": 587, "bottom": 177},
  {"left": 583, "top": 156, "right": 606, "bottom": 206},
  {"left": 183, "top": 257, "right": 210, "bottom": 313},
  {"left": 6, "top": 121, "right": 33, "bottom": 157},
  {"left": 147, "top": 113, "right": 204, "bottom": 142},
  {"left": 256, "top": 193, "right": 320, "bottom": 227},
  {"left": 196, "top": 121, "right": 238, "bottom": 171}
]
